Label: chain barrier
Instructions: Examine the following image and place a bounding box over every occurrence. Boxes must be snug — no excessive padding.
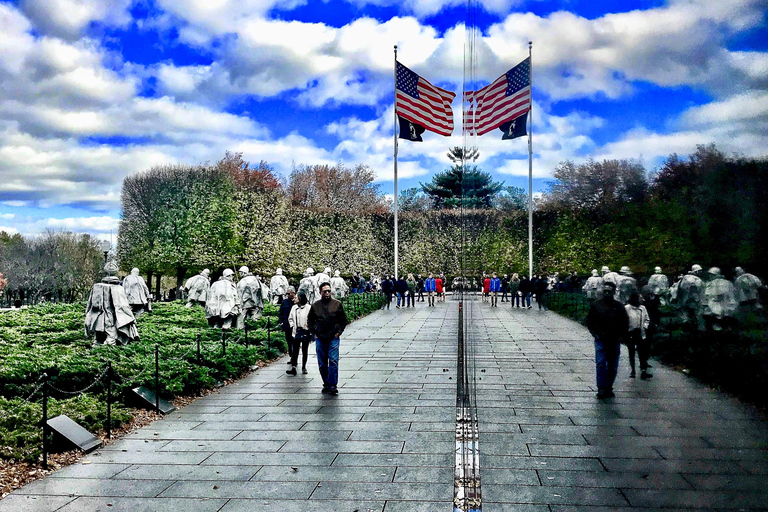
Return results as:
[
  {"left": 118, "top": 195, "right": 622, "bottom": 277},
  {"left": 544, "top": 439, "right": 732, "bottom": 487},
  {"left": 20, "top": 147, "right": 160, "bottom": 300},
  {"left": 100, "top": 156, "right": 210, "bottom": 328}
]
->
[
  {"left": 46, "top": 365, "right": 111, "bottom": 396},
  {"left": 2, "top": 375, "right": 47, "bottom": 415}
]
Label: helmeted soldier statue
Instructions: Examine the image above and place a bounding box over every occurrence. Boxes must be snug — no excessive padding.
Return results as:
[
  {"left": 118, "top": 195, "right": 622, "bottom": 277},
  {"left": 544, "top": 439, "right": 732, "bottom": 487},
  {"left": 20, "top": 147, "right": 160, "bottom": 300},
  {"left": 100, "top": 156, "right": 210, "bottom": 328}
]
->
[
  {"left": 85, "top": 260, "right": 139, "bottom": 346},
  {"left": 236, "top": 266, "right": 265, "bottom": 329},
  {"left": 122, "top": 267, "right": 151, "bottom": 317},
  {"left": 184, "top": 269, "right": 210, "bottom": 308},
  {"left": 299, "top": 267, "right": 319, "bottom": 305},
  {"left": 582, "top": 269, "right": 603, "bottom": 300},
  {"left": 330, "top": 270, "right": 349, "bottom": 299},
  {"left": 648, "top": 266, "right": 670, "bottom": 305},
  {"left": 206, "top": 269, "right": 241, "bottom": 329},
  {"left": 270, "top": 267, "right": 290, "bottom": 304}
]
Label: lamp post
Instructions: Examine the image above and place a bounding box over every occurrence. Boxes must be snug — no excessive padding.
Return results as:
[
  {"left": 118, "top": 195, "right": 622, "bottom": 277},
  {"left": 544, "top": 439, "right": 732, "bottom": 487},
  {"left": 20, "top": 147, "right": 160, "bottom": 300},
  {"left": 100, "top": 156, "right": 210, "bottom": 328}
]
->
[{"left": 99, "top": 240, "right": 111, "bottom": 264}]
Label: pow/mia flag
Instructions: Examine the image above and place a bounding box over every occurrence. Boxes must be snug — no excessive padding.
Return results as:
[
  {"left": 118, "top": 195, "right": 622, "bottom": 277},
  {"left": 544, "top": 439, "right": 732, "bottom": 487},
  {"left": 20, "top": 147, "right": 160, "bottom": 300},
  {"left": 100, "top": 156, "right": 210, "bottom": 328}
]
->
[
  {"left": 499, "top": 112, "right": 528, "bottom": 140},
  {"left": 398, "top": 115, "right": 426, "bottom": 142}
]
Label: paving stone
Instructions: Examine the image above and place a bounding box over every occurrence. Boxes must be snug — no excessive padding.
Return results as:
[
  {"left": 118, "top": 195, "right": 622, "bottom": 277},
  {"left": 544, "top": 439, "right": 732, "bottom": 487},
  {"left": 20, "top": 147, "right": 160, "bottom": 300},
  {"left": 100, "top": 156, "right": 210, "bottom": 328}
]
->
[
  {"left": 15, "top": 478, "right": 174, "bottom": 497},
  {"left": 159, "top": 480, "right": 317, "bottom": 499},
  {"left": 0, "top": 495, "right": 76, "bottom": 512},
  {"left": 55, "top": 497, "right": 228, "bottom": 512},
  {"left": 310, "top": 481, "right": 452, "bottom": 501},
  {"left": 112, "top": 464, "right": 259, "bottom": 480},
  {"left": 219, "top": 499, "right": 386, "bottom": 512},
  {"left": 251, "top": 465, "right": 395, "bottom": 482},
  {"left": 483, "top": 484, "right": 628, "bottom": 506},
  {"left": 47, "top": 463, "right": 132, "bottom": 479},
  {"left": 203, "top": 451, "right": 336, "bottom": 466}
]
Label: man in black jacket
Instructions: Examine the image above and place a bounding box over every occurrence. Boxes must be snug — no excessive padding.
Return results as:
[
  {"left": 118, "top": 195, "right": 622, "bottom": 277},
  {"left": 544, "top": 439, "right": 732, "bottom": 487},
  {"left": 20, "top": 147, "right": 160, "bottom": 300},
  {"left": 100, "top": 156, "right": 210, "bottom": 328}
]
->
[
  {"left": 586, "top": 281, "right": 629, "bottom": 399},
  {"left": 381, "top": 276, "right": 394, "bottom": 310},
  {"left": 308, "top": 282, "right": 349, "bottom": 395}
]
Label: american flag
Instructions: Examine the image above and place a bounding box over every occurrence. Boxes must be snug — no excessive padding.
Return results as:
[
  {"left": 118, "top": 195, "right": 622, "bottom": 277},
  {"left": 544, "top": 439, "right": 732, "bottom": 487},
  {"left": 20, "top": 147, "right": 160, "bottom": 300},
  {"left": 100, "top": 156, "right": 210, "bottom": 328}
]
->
[
  {"left": 396, "top": 62, "right": 456, "bottom": 137},
  {"left": 465, "top": 57, "right": 531, "bottom": 136}
]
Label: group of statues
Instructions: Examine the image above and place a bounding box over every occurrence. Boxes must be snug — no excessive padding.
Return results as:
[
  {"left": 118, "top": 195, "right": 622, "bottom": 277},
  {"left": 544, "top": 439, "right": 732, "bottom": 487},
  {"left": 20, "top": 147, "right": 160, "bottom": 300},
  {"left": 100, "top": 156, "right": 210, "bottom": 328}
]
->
[
  {"left": 86, "top": 263, "right": 358, "bottom": 344},
  {"left": 582, "top": 264, "right": 763, "bottom": 331}
]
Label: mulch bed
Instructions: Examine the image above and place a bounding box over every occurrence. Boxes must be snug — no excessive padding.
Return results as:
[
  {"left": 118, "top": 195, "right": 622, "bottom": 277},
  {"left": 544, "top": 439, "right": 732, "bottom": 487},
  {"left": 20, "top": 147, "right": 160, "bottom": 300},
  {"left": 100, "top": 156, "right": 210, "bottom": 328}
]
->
[{"left": 1, "top": 358, "right": 278, "bottom": 499}]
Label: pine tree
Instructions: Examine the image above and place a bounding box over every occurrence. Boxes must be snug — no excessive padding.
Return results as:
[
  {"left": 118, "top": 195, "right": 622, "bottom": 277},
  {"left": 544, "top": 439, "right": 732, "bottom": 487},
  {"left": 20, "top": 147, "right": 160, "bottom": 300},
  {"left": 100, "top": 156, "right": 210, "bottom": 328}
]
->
[{"left": 420, "top": 147, "right": 503, "bottom": 209}]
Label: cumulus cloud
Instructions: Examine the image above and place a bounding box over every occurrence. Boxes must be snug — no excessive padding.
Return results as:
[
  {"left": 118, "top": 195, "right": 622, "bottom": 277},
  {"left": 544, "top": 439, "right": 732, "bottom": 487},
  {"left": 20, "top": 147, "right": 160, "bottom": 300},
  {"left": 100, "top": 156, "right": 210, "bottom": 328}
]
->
[{"left": 20, "top": 0, "right": 133, "bottom": 39}]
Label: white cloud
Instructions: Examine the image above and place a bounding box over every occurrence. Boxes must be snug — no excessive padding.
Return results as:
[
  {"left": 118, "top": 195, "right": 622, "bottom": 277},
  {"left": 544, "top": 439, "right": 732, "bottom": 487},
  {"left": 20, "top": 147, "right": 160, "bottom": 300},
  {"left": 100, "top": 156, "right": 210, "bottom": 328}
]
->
[
  {"left": 46, "top": 216, "right": 119, "bottom": 232},
  {"left": 0, "top": 226, "right": 19, "bottom": 235},
  {"left": 19, "top": 0, "right": 133, "bottom": 39},
  {"left": 0, "top": 213, "right": 15, "bottom": 220}
]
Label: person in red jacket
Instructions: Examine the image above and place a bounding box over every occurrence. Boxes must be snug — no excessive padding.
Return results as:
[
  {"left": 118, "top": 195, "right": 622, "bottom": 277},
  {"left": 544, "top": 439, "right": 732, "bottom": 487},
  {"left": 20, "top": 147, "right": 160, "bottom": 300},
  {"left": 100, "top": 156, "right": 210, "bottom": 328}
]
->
[
  {"left": 483, "top": 274, "right": 491, "bottom": 303},
  {"left": 435, "top": 274, "right": 444, "bottom": 303}
]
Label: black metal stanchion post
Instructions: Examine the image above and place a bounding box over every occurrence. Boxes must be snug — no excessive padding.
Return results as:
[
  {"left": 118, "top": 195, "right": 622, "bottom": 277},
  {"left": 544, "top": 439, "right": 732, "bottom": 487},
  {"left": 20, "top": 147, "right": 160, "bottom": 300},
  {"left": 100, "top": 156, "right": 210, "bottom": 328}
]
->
[
  {"left": 197, "top": 333, "right": 201, "bottom": 363},
  {"left": 222, "top": 331, "right": 226, "bottom": 357},
  {"left": 245, "top": 322, "right": 249, "bottom": 348},
  {"left": 41, "top": 373, "right": 49, "bottom": 469},
  {"left": 154, "top": 345, "right": 160, "bottom": 414},
  {"left": 106, "top": 362, "right": 112, "bottom": 439},
  {"left": 266, "top": 316, "right": 271, "bottom": 350}
]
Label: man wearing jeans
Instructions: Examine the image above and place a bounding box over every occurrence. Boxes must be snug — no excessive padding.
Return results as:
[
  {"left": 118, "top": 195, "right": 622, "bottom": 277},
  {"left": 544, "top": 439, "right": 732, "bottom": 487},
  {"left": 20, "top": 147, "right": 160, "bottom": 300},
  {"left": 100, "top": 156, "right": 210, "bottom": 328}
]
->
[
  {"left": 308, "top": 282, "right": 349, "bottom": 395},
  {"left": 586, "top": 281, "right": 629, "bottom": 399}
]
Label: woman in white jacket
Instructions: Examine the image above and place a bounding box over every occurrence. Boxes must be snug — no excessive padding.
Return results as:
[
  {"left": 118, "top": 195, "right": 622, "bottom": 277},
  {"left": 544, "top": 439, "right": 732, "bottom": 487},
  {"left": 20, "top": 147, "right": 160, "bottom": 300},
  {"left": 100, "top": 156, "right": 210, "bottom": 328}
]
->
[
  {"left": 286, "top": 292, "right": 312, "bottom": 376},
  {"left": 624, "top": 291, "right": 652, "bottom": 380}
]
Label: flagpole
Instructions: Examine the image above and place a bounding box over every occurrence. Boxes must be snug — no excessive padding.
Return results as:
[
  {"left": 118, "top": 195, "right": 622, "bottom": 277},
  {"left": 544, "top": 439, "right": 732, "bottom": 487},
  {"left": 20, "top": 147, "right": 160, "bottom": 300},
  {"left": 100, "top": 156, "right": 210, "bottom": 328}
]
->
[
  {"left": 527, "top": 41, "right": 534, "bottom": 280},
  {"left": 394, "top": 45, "right": 399, "bottom": 280}
]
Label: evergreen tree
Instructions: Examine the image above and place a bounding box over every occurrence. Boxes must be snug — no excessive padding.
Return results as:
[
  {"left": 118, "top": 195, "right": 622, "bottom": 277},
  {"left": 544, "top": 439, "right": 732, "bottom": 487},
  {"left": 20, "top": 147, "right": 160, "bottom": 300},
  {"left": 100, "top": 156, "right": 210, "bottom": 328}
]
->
[{"left": 420, "top": 147, "right": 503, "bottom": 209}]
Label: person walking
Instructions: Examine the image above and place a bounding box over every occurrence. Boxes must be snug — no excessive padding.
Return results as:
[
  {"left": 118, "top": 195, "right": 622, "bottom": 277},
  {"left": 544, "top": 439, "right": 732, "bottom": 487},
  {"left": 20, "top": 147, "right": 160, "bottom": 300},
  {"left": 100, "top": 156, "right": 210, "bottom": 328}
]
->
[
  {"left": 535, "top": 275, "right": 549, "bottom": 311},
  {"left": 286, "top": 291, "right": 312, "bottom": 376},
  {"left": 381, "top": 275, "right": 394, "bottom": 309},
  {"left": 436, "top": 274, "right": 445, "bottom": 303},
  {"left": 489, "top": 273, "right": 501, "bottom": 307},
  {"left": 395, "top": 275, "right": 408, "bottom": 309},
  {"left": 425, "top": 273, "right": 436, "bottom": 307},
  {"left": 308, "top": 283, "right": 349, "bottom": 395},
  {"left": 417, "top": 275, "right": 425, "bottom": 302},
  {"left": 586, "top": 281, "right": 629, "bottom": 399},
  {"left": 624, "top": 291, "right": 652, "bottom": 380},
  {"left": 500, "top": 274, "right": 510, "bottom": 303},
  {"left": 510, "top": 273, "right": 520, "bottom": 308},
  {"left": 482, "top": 274, "right": 490, "bottom": 303},
  {"left": 406, "top": 273, "right": 417, "bottom": 307},
  {"left": 519, "top": 275, "right": 532, "bottom": 308},
  {"left": 280, "top": 287, "right": 296, "bottom": 366}
]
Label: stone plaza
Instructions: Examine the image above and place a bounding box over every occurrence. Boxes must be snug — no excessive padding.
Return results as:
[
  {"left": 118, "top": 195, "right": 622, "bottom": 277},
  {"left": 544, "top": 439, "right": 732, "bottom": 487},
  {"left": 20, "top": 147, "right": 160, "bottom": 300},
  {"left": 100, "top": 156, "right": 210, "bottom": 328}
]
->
[{"left": 2, "top": 301, "right": 767, "bottom": 511}]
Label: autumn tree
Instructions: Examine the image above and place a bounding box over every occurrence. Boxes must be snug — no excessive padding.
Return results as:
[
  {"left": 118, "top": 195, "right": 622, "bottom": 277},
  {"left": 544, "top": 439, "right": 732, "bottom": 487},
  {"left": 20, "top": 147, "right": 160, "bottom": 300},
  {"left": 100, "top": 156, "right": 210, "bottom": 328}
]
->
[{"left": 287, "top": 163, "right": 387, "bottom": 214}]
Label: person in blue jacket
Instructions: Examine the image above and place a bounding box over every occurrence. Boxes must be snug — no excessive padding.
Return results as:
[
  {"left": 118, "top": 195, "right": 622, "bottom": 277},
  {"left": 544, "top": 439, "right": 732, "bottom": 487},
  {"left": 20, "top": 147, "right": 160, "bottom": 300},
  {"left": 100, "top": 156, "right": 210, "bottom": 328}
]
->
[
  {"left": 489, "top": 273, "right": 502, "bottom": 307},
  {"left": 424, "top": 273, "right": 437, "bottom": 307}
]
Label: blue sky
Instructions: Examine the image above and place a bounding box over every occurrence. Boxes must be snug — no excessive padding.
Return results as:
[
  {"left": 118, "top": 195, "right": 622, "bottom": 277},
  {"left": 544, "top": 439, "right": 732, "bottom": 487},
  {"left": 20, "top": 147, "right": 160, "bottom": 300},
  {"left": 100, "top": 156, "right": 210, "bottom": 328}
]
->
[{"left": 0, "top": 0, "right": 766, "bottom": 239}]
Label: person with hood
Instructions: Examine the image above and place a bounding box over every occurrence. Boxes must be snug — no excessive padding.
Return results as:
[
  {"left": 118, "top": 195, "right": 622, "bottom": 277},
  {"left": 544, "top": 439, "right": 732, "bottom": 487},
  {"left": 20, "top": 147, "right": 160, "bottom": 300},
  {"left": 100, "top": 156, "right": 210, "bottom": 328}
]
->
[
  {"left": 424, "top": 273, "right": 436, "bottom": 307},
  {"left": 482, "top": 273, "right": 490, "bottom": 303},
  {"left": 582, "top": 269, "right": 603, "bottom": 300},
  {"left": 624, "top": 291, "right": 652, "bottom": 380},
  {"left": 534, "top": 275, "right": 549, "bottom": 310},
  {"left": 586, "top": 281, "right": 629, "bottom": 399},
  {"left": 416, "top": 274, "right": 425, "bottom": 302},
  {"left": 330, "top": 270, "right": 349, "bottom": 299},
  {"left": 286, "top": 291, "right": 313, "bottom": 376},
  {"left": 122, "top": 267, "right": 151, "bottom": 317},
  {"left": 85, "top": 260, "right": 139, "bottom": 346},
  {"left": 307, "top": 282, "right": 349, "bottom": 395},
  {"left": 381, "top": 275, "right": 394, "bottom": 309},
  {"left": 236, "top": 266, "right": 265, "bottom": 328},
  {"left": 489, "top": 273, "right": 501, "bottom": 307},
  {"left": 184, "top": 269, "right": 210, "bottom": 308},
  {"left": 270, "top": 267, "right": 290, "bottom": 304},
  {"left": 601, "top": 266, "right": 620, "bottom": 288},
  {"left": 395, "top": 275, "right": 408, "bottom": 308},
  {"left": 299, "top": 267, "right": 319, "bottom": 305},
  {"left": 206, "top": 268, "right": 241, "bottom": 329}
]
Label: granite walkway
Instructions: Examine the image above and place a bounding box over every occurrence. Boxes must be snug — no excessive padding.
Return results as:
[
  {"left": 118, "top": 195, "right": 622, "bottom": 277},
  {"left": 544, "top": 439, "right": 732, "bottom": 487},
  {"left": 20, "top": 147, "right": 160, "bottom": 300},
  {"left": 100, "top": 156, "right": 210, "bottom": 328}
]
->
[{"left": 3, "top": 298, "right": 768, "bottom": 512}]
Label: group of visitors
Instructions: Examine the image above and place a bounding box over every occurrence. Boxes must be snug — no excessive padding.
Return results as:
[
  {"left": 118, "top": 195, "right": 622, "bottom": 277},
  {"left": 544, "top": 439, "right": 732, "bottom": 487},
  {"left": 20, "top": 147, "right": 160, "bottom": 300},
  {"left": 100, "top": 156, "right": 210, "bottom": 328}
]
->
[
  {"left": 379, "top": 273, "right": 446, "bottom": 309},
  {"left": 478, "top": 273, "right": 552, "bottom": 310}
]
